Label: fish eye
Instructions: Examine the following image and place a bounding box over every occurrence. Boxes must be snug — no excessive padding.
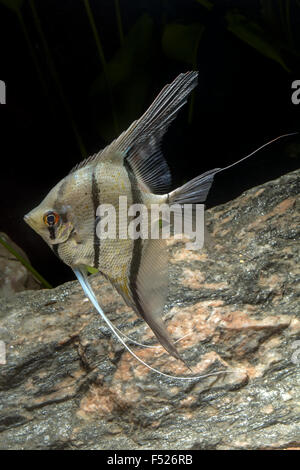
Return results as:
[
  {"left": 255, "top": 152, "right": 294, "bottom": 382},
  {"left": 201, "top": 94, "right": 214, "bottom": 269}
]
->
[{"left": 43, "top": 211, "right": 60, "bottom": 227}]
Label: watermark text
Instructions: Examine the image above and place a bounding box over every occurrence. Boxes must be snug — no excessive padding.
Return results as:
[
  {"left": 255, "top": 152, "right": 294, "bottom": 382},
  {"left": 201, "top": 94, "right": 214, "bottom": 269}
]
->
[{"left": 95, "top": 198, "right": 204, "bottom": 250}]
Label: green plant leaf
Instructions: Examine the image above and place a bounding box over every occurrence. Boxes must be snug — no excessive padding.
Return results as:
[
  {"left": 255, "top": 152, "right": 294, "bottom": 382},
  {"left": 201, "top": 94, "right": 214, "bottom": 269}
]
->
[
  {"left": 0, "top": 0, "right": 23, "bottom": 12},
  {"left": 90, "top": 14, "right": 155, "bottom": 142},
  {"left": 91, "top": 14, "right": 154, "bottom": 93},
  {"left": 196, "top": 0, "right": 214, "bottom": 11},
  {"left": 0, "top": 234, "right": 52, "bottom": 289},
  {"left": 226, "top": 11, "right": 290, "bottom": 72},
  {"left": 86, "top": 266, "right": 99, "bottom": 274},
  {"left": 162, "top": 23, "right": 205, "bottom": 65}
]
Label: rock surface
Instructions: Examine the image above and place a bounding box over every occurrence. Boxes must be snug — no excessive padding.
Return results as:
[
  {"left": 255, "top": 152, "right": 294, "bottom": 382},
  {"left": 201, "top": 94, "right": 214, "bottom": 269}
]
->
[
  {"left": 0, "top": 233, "right": 40, "bottom": 298},
  {"left": 0, "top": 170, "right": 299, "bottom": 450}
]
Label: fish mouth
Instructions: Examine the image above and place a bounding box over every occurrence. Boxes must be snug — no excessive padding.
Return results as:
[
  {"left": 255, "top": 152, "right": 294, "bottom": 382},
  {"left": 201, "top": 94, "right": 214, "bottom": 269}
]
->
[
  {"left": 23, "top": 212, "right": 37, "bottom": 230},
  {"left": 23, "top": 213, "right": 31, "bottom": 224}
]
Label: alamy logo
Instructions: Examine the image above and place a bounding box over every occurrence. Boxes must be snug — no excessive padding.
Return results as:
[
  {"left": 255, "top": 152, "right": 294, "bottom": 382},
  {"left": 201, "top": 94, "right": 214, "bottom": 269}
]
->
[
  {"left": 291, "top": 80, "right": 300, "bottom": 105},
  {"left": 0, "top": 80, "right": 6, "bottom": 104},
  {"left": 95, "top": 198, "right": 205, "bottom": 250}
]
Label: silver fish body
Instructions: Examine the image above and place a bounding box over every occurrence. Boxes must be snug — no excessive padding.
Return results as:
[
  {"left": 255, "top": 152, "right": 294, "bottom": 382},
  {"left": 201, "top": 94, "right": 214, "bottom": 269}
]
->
[
  {"left": 24, "top": 71, "right": 292, "bottom": 376},
  {"left": 25, "top": 72, "right": 211, "bottom": 366},
  {"left": 25, "top": 146, "right": 180, "bottom": 360}
]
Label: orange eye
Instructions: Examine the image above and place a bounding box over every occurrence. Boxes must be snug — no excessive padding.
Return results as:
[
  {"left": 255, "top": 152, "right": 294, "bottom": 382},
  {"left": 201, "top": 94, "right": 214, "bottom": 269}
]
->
[{"left": 43, "top": 211, "right": 60, "bottom": 226}]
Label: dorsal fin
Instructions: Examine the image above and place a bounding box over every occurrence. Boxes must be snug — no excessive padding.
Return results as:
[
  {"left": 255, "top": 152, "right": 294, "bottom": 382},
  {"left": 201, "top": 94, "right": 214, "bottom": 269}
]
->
[
  {"left": 70, "top": 71, "right": 198, "bottom": 193},
  {"left": 69, "top": 152, "right": 99, "bottom": 174}
]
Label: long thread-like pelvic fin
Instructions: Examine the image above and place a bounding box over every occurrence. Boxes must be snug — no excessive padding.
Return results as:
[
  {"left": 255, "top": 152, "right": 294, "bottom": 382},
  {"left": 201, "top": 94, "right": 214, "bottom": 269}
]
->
[
  {"left": 73, "top": 268, "right": 228, "bottom": 381},
  {"left": 79, "top": 271, "right": 195, "bottom": 349},
  {"left": 78, "top": 272, "right": 156, "bottom": 348}
]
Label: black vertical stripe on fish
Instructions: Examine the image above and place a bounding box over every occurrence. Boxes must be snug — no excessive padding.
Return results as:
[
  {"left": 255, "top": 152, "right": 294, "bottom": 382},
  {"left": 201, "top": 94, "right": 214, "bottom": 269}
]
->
[
  {"left": 57, "top": 178, "right": 68, "bottom": 201},
  {"left": 124, "top": 154, "right": 185, "bottom": 363},
  {"left": 50, "top": 179, "right": 68, "bottom": 244},
  {"left": 124, "top": 158, "right": 144, "bottom": 316},
  {"left": 91, "top": 169, "right": 100, "bottom": 269},
  {"left": 52, "top": 243, "right": 60, "bottom": 258},
  {"left": 48, "top": 226, "right": 56, "bottom": 240},
  {"left": 53, "top": 178, "right": 68, "bottom": 213}
]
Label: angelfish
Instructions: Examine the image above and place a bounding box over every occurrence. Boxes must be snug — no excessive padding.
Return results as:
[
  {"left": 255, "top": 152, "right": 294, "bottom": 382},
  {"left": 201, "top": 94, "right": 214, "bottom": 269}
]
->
[{"left": 24, "top": 72, "right": 295, "bottom": 379}]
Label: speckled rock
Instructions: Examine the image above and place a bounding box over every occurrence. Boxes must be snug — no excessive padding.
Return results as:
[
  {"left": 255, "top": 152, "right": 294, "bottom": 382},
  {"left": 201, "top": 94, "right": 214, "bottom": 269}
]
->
[
  {"left": 0, "top": 169, "right": 299, "bottom": 450},
  {"left": 0, "top": 233, "right": 40, "bottom": 298}
]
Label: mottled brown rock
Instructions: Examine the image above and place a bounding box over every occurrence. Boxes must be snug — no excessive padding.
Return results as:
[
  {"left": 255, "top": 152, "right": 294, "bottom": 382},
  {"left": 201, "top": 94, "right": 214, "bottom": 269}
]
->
[
  {"left": 0, "top": 233, "right": 40, "bottom": 298},
  {"left": 0, "top": 170, "right": 299, "bottom": 450}
]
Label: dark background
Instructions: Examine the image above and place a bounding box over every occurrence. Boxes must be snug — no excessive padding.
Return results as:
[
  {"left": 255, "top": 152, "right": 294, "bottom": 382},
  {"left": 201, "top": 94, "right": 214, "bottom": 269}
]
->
[{"left": 0, "top": 0, "right": 299, "bottom": 287}]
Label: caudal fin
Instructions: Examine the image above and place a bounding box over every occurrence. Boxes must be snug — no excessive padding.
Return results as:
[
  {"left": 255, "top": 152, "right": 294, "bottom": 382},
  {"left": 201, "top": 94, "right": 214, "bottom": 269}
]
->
[{"left": 168, "top": 168, "right": 221, "bottom": 205}]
